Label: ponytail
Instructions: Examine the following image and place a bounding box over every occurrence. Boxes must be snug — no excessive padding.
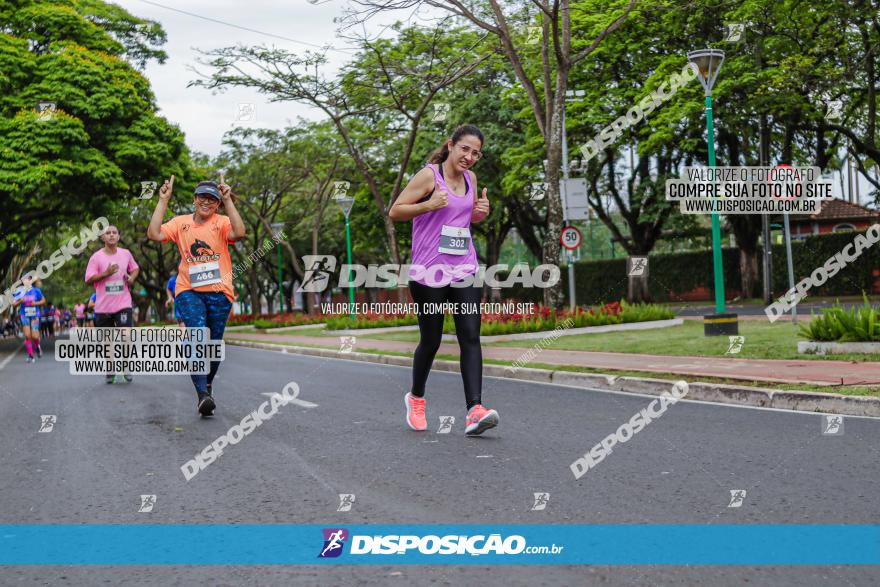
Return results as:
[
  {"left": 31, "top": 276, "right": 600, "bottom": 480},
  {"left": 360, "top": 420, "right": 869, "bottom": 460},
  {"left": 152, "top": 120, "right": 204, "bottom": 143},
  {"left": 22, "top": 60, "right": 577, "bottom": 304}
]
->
[{"left": 427, "top": 124, "right": 484, "bottom": 164}]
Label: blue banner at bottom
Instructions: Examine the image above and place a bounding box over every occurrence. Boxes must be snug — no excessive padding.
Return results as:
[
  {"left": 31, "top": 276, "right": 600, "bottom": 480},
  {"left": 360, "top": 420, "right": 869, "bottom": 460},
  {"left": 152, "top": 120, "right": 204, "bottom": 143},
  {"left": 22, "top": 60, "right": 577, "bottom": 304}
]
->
[{"left": 1, "top": 524, "right": 878, "bottom": 565}]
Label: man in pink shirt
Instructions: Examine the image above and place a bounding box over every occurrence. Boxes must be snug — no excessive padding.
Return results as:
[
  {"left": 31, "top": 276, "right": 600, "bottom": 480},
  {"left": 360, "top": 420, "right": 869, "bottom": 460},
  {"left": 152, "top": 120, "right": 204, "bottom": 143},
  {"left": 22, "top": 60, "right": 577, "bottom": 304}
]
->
[{"left": 85, "top": 225, "right": 140, "bottom": 384}]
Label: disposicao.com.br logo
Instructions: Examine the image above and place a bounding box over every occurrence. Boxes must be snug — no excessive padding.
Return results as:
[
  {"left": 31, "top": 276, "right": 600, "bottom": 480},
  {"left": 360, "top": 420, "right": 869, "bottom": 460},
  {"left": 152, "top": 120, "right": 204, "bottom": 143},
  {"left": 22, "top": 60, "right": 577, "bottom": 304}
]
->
[{"left": 318, "top": 529, "right": 563, "bottom": 558}]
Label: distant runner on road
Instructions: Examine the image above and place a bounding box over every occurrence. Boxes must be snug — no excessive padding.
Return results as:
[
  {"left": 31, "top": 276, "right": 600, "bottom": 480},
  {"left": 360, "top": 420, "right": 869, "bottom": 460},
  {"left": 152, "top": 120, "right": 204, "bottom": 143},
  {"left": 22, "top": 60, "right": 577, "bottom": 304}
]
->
[
  {"left": 165, "top": 272, "right": 184, "bottom": 327},
  {"left": 85, "top": 292, "right": 96, "bottom": 327},
  {"left": 85, "top": 224, "right": 140, "bottom": 384},
  {"left": 73, "top": 301, "right": 85, "bottom": 328},
  {"left": 12, "top": 276, "right": 46, "bottom": 363}
]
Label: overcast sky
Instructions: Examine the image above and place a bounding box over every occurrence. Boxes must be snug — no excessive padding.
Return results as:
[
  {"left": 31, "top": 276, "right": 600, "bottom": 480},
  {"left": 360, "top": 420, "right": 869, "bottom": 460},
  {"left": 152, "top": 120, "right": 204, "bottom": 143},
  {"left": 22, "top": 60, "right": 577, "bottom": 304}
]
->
[
  {"left": 113, "top": 0, "right": 411, "bottom": 157},
  {"left": 111, "top": 0, "right": 875, "bottom": 205}
]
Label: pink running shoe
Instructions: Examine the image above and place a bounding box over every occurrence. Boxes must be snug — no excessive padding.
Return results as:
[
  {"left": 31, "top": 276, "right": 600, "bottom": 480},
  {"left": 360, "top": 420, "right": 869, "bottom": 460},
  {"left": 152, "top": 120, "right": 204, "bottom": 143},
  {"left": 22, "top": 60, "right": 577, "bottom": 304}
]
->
[
  {"left": 404, "top": 392, "right": 427, "bottom": 431},
  {"left": 465, "top": 404, "right": 499, "bottom": 436}
]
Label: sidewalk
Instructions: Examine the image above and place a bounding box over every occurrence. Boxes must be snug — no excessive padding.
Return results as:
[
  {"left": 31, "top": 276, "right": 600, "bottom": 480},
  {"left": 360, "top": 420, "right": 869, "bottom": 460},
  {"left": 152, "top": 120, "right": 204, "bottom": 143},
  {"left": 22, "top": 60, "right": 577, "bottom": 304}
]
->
[{"left": 225, "top": 332, "right": 880, "bottom": 387}]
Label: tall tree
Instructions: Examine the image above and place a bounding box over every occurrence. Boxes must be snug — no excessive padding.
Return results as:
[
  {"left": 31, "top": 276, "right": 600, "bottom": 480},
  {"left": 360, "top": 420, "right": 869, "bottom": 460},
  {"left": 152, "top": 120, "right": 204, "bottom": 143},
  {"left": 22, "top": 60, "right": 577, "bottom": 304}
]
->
[
  {"left": 217, "top": 124, "right": 352, "bottom": 314},
  {"left": 0, "top": 0, "right": 186, "bottom": 286},
  {"left": 191, "top": 22, "right": 488, "bottom": 301},
  {"left": 347, "top": 0, "right": 638, "bottom": 307}
]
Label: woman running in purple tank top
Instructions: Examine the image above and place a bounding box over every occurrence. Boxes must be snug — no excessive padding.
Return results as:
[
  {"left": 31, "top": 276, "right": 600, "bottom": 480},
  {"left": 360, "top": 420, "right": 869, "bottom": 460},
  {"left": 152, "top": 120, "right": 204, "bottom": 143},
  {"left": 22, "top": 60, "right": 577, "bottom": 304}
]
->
[{"left": 389, "top": 124, "right": 499, "bottom": 436}]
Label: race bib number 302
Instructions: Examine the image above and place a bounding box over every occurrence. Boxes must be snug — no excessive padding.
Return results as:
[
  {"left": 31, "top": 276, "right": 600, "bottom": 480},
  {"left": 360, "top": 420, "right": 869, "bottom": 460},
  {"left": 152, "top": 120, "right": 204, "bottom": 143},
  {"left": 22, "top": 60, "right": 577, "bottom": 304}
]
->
[
  {"left": 438, "top": 225, "right": 470, "bottom": 256},
  {"left": 189, "top": 262, "right": 222, "bottom": 286},
  {"left": 24, "top": 306, "right": 36, "bottom": 317}
]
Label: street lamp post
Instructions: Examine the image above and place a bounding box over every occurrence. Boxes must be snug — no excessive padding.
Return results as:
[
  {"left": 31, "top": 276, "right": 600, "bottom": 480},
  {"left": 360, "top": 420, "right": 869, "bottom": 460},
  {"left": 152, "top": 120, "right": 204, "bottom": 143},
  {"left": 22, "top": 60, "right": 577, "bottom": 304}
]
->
[
  {"left": 270, "top": 222, "right": 286, "bottom": 314},
  {"left": 335, "top": 196, "right": 356, "bottom": 321},
  {"left": 688, "top": 48, "right": 738, "bottom": 336}
]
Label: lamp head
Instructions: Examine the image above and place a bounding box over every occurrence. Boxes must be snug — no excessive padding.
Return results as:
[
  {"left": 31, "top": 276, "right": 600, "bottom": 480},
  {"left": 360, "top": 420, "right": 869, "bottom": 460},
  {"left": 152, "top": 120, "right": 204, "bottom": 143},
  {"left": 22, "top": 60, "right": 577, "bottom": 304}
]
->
[{"left": 687, "top": 49, "right": 725, "bottom": 96}]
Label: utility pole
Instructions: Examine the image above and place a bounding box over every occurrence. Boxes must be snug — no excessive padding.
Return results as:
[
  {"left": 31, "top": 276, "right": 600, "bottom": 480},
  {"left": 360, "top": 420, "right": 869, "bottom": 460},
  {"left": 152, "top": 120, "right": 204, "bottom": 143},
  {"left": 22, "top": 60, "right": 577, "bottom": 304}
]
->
[{"left": 760, "top": 114, "right": 773, "bottom": 304}]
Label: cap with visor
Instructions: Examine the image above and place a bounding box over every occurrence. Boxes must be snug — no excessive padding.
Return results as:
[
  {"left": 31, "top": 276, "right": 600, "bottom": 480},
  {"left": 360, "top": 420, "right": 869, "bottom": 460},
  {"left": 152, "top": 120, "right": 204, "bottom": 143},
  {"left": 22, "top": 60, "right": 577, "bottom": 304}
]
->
[{"left": 194, "top": 181, "right": 221, "bottom": 201}]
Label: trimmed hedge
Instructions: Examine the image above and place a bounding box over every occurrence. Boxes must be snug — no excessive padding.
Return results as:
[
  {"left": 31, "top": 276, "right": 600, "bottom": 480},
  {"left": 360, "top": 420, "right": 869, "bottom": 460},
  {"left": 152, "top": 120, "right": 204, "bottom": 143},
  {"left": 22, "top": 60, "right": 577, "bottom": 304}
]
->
[
  {"left": 541, "top": 229, "right": 878, "bottom": 304},
  {"left": 770, "top": 230, "right": 877, "bottom": 297}
]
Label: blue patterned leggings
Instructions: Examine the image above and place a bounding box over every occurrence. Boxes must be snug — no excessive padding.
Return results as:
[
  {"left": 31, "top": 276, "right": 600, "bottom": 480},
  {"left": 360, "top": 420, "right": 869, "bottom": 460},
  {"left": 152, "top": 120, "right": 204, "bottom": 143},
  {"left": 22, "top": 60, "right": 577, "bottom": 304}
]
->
[{"left": 175, "top": 290, "right": 232, "bottom": 395}]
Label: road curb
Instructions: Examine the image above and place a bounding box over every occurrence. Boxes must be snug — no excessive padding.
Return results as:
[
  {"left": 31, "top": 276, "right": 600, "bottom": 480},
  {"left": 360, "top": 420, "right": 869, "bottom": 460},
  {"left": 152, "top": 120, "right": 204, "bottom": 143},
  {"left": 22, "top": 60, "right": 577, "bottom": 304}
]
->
[
  {"left": 798, "top": 340, "right": 880, "bottom": 355},
  {"left": 226, "top": 339, "right": 880, "bottom": 417}
]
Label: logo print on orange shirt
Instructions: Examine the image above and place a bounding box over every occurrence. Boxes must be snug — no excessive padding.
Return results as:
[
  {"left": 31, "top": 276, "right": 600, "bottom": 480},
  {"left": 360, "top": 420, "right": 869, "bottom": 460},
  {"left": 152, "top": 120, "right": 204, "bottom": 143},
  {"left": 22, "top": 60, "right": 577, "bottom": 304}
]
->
[{"left": 187, "top": 239, "right": 221, "bottom": 263}]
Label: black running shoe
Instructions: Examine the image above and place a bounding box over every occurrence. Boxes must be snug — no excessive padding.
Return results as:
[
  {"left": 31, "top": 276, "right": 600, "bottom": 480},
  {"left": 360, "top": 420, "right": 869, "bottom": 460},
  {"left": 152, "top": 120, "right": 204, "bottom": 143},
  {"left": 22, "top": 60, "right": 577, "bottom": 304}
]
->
[
  {"left": 197, "top": 393, "right": 215, "bottom": 416},
  {"left": 123, "top": 374, "right": 133, "bottom": 383},
  {"left": 105, "top": 374, "right": 115, "bottom": 384},
  {"left": 35, "top": 346, "right": 42, "bottom": 358}
]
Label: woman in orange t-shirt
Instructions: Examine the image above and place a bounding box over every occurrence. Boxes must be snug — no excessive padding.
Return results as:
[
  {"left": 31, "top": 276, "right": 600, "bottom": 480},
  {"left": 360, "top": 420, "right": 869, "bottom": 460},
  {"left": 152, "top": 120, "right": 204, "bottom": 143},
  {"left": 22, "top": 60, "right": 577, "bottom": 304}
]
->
[{"left": 147, "top": 174, "right": 246, "bottom": 417}]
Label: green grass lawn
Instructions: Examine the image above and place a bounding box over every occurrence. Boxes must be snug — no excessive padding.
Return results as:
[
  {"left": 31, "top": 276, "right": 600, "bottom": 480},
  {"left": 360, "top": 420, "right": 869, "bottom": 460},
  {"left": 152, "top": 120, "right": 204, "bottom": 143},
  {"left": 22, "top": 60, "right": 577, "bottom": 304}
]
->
[
  {"left": 658, "top": 295, "right": 877, "bottom": 308},
  {"left": 354, "top": 320, "right": 876, "bottom": 362},
  {"left": 490, "top": 320, "right": 877, "bottom": 362}
]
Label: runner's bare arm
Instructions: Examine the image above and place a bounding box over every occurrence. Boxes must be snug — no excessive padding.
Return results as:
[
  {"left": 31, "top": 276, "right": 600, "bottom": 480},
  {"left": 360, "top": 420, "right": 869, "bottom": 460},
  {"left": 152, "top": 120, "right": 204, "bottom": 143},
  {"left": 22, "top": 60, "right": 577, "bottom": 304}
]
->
[
  {"left": 125, "top": 267, "right": 140, "bottom": 285},
  {"left": 218, "top": 174, "right": 246, "bottom": 240},
  {"left": 470, "top": 171, "right": 489, "bottom": 223},
  {"left": 389, "top": 168, "right": 447, "bottom": 221},
  {"left": 147, "top": 175, "right": 174, "bottom": 241},
  {"left": 85, "top": 263, "right": 119, "bottom": 285}
]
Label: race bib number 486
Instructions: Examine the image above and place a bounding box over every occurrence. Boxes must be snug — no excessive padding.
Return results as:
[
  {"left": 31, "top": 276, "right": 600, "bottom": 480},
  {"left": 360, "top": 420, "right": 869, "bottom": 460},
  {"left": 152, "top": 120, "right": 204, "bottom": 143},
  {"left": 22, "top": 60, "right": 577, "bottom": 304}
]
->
[{"left": 189, "top": 262, "right": 222, "bottom": 286}]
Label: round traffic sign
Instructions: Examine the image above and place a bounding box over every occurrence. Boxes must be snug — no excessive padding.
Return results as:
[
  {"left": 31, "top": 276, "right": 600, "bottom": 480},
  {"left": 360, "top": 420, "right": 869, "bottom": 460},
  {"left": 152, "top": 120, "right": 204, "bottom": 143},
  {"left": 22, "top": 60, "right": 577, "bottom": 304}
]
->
[{"left": 560, "top": 225, "right": 582, "bottom": 250}]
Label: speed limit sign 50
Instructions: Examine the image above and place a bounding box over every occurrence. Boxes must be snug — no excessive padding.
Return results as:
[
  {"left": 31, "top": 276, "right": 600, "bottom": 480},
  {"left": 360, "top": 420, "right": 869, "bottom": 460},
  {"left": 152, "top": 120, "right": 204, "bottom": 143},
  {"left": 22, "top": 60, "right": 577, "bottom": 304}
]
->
[{"left": 560, "top": 226, "right": 582, "bottom": 250}]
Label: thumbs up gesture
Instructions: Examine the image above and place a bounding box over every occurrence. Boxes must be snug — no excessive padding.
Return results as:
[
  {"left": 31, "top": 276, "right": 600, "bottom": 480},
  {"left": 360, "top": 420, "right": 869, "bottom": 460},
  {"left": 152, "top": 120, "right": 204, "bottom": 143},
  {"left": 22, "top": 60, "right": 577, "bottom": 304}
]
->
[
  {"left": 428, "top": 189, "right": 449, "bottom": 211},
  {"left": 473, "top": 187, "right": 490, "bottom": 221}
]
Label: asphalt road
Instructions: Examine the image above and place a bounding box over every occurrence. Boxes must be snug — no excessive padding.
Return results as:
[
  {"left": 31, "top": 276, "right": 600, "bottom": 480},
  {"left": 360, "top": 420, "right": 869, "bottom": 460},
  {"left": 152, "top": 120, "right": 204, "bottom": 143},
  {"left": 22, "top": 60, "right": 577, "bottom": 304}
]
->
[{"left": 0, "top": 336, "right": 878, "bottom": 586}]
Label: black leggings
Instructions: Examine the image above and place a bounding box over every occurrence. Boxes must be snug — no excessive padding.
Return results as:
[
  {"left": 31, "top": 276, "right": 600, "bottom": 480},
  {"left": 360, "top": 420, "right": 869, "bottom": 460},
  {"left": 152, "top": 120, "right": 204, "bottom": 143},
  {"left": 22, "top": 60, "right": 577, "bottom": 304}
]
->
[{"left": 409, "top": 280, "right": 482, "bottom": 409}]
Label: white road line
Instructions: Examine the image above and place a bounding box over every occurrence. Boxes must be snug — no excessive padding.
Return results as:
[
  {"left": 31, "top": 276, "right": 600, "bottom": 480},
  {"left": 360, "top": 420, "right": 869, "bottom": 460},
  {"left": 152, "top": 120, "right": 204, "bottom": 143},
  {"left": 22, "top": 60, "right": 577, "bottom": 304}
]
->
[
  {"left": 260, "top": 392, "right": 318, "bottom": 408},
  {"left": 0, "top": 344, "right": 22, "bottom": 371}
]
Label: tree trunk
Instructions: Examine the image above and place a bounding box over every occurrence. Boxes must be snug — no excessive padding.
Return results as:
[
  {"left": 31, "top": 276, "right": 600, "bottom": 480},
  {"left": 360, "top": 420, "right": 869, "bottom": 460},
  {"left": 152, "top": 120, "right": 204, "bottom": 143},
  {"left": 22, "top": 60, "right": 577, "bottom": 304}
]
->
[
  {"left": 627, "top": 275, "right": 650, "bottom": 303},
  {"left": 728, "top": 218, "right": 761, "bottom": 299},
  {"left": 542, "top": 81, "right": 566, "bottom": 309},
  {"left": 136, "top": 298, "right": 151, "bottom": 325},
  {"left": 739, "top": 247, "right": 759, "bottom": 299},
  {"left": 483, "top": 225, "right": 505, "bottom": 303},
  {"left": 626, "top": 248, "right": 651, "bottom": 304},
  {"left": 249, "top": 269, "right": 260, "bottom": 316}
]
